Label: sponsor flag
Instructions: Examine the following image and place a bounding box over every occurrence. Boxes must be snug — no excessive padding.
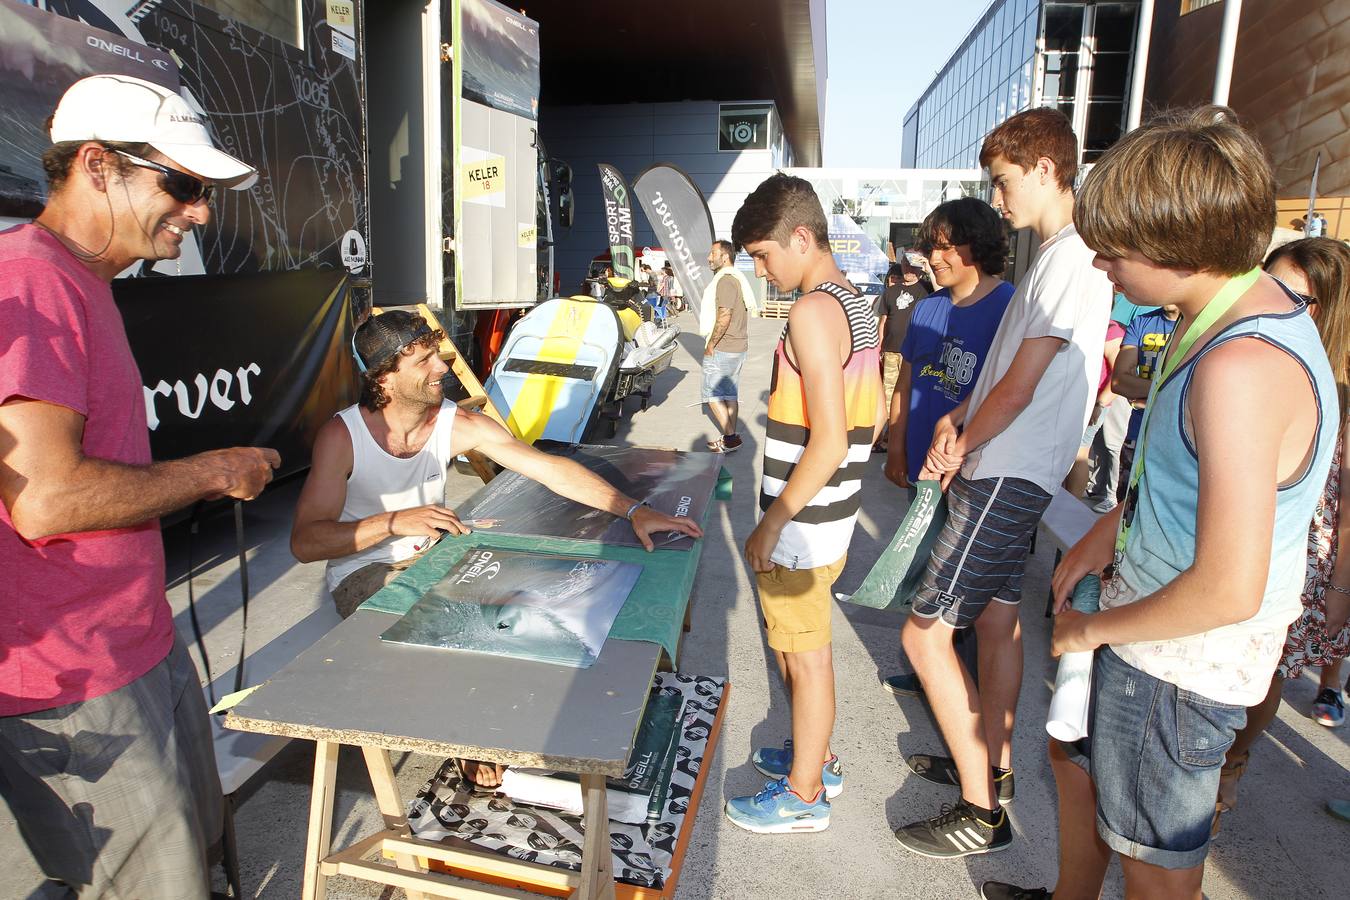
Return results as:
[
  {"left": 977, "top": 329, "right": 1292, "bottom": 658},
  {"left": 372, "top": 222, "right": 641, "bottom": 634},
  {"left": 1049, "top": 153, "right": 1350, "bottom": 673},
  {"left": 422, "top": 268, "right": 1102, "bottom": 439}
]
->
[
  {"left": 632, "top": 164, "right": 715, "bottom": 324},
  {"left": 597, "top": 163, "right": 636, "bottom": 280},
  {"left": 1307, "top": 151, "right": 1322, "bottom": 227}
]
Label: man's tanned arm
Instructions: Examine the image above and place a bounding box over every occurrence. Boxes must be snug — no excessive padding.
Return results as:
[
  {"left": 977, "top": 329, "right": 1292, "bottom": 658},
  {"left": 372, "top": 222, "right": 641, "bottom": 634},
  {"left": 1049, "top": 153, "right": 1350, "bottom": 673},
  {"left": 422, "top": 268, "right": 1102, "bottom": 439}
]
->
[
  {"left": 1, "top": 397, "right": 278, "bottom": 541},
  {"left": 289, "top": 416, "right": 468, "bottom": 564},
  {"left": 454, "top": 410, "right": 704, "bottom": 551}
]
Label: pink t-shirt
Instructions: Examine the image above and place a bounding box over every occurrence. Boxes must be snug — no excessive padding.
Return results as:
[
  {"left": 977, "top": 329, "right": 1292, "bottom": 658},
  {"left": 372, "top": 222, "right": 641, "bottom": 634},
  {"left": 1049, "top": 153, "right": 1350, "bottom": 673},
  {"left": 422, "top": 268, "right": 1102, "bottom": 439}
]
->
[
  {"left": 0, "top": 224, "right": 173, "bottom": 715},
  {"left": 1099, "top": 321, "right": 1126, "bottom": 394}
]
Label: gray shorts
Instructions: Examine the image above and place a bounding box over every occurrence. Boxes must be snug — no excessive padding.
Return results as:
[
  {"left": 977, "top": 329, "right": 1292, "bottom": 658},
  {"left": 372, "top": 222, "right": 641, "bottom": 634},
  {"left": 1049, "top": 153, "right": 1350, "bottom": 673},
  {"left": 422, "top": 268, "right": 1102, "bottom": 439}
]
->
[
  {"left": 910, "top": 475, "right": 1052, "bottom": 628},
  {"left": 0, "top": 635, "right": 221, "bottom": 899}
]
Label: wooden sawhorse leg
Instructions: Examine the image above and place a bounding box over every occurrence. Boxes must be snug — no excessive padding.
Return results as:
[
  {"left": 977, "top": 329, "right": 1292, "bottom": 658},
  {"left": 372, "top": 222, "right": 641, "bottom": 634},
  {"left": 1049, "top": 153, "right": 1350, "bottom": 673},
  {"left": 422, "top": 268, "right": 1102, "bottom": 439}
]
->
[
  {"left": 302, "top": 741, "right": 339, "bottom": 900},
  {"left": 361, "top": 746, "right": 429, "bottom": 900},
  {"left": 577, "top": 773, "right": 617, "bottom": 900}
]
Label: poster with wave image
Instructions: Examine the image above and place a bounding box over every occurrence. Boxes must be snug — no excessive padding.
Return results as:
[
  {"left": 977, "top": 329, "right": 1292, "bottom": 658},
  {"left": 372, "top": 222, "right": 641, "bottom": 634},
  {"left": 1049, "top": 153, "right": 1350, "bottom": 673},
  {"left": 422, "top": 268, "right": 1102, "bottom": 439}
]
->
[{"left": 380, "top": 549, "right": 642, "bottom": 668}]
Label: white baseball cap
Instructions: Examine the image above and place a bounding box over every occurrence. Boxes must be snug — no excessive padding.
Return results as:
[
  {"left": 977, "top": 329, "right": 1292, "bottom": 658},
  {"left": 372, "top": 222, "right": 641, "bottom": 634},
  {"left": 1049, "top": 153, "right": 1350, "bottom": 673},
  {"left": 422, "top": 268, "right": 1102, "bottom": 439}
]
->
[{"left": 49, "top": 74, "right": 257, "bottom": 189}]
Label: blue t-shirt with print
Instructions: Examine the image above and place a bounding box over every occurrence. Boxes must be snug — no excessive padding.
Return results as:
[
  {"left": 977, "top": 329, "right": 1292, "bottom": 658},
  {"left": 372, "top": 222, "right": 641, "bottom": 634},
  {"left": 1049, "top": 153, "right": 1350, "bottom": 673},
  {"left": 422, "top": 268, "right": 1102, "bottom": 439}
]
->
[
  {"left": 1110, "top": 292, "right": 1158, "bottom": 327},
  {"left": 1122, "top": 310, "right": 1179, "bottom": 442},
  {"left": 899, "top": 281, "right": 1015, "bottom": 481}
]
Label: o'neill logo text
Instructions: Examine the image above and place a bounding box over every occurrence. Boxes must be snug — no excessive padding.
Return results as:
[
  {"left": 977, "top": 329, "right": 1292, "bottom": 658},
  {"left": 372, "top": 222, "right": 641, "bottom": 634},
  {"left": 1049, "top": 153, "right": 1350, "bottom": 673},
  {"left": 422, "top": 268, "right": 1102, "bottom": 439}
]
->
[
  {"left": 86, "top": 35, "right": 146, "bottom": 63},
  {"left": 650, "top": 191, "right": 700, "bottom": 284},
  {"left": 143, "top": 363, "right": 262, "bottom": 431},
  {"left": 675, "top": 495, "right": 692, "bottom": 517},
  {"left": 454, "top": 550, "right": 502, "bottom": 584}
]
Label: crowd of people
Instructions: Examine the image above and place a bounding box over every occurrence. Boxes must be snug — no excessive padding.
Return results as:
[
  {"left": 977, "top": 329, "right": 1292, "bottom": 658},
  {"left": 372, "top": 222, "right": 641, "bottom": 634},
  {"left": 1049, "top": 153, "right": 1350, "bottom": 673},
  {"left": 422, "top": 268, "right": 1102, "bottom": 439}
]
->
[
  {"left": 717, "top": 105, "right": 1348, "bottom": 900},
  {"left": 3, "top": 71, "right": 1348, "bottom": 900}
]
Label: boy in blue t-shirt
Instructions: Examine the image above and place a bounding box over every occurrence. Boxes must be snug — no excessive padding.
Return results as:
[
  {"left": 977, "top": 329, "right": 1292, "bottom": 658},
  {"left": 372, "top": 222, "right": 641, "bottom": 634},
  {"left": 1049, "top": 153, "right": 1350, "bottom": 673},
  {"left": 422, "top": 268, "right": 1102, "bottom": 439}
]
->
[
  {"left": 1112, "top": 306, "right": 1180, "bottom": 494},
  {"left": 880, "top": 198, "right": 1013, "bottom": 700},
  {"left": 884, "top": 198, "right": 1014, "bottom": 488}
]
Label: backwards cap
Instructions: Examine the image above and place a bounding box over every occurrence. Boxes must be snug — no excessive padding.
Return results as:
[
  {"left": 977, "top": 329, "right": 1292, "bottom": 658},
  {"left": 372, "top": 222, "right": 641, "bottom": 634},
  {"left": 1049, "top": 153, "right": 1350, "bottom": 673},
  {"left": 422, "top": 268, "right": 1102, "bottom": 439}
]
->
[
  {"left": 49, "top": 74, "right": 256, "bottom": 189},
  {"left": 353, "top": 310, "right": 434, "bottom": 373}
]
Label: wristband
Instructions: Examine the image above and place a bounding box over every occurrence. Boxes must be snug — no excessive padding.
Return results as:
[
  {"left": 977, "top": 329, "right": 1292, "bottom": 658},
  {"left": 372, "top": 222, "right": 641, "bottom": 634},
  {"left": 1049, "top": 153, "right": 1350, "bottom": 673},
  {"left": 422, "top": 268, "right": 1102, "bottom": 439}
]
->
[
  {"left": 1328, "top": 583, "right": 1350, "bottom": 595},
  {"left": 625, "top": 500, "right": 649, "bottom": 520}
]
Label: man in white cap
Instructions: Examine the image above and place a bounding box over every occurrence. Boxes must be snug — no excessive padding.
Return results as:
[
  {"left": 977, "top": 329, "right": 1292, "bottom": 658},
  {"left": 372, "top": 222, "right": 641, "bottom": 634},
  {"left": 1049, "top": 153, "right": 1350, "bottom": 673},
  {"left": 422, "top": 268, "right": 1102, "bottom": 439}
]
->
[{"left": 0, "top": 75, "right": 275, "bottom": 898}]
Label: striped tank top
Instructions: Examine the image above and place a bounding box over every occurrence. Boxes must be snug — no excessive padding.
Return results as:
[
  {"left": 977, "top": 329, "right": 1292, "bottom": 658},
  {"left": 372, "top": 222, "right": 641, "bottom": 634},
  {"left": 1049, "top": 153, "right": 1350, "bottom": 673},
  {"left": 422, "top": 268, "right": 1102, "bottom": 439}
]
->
[{"left": 760, "top": 281, "right": 882, "bottom": 569}]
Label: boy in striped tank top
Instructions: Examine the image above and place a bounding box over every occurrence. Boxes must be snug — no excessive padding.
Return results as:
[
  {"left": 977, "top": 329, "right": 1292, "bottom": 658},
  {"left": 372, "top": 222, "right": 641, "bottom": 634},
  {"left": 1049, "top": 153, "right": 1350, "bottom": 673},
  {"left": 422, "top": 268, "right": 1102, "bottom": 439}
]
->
[{"left": 721, "top": 173, "right": 883, "bottom": 834}]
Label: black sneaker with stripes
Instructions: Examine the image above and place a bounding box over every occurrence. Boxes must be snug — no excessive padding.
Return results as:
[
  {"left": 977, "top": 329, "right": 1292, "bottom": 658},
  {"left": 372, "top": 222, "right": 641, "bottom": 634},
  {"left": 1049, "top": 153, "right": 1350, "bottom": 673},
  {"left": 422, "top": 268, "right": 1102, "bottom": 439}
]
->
[
  {"left": 905, "top": 753, "right": 1016, "bottom": 803},
  {"left": 893, "top": 800, "right": 1012, "bottom": 858}
]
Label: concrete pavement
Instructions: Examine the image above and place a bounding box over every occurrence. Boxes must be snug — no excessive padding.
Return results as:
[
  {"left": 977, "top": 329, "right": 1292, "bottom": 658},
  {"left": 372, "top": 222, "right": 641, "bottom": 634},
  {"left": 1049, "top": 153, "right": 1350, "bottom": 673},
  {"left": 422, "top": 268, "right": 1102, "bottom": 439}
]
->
[{"left": 4, "top": 314, "right": 1348, "bottom": 898}]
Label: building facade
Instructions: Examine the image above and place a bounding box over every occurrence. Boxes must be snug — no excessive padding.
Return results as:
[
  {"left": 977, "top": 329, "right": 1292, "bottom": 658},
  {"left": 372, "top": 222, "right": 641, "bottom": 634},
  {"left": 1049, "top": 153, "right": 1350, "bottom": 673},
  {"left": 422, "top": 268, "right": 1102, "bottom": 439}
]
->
[
  {"left": 905, "top": 1, "right": 1348, "bottom": 238},
  {"left": 902, "top": 1, "right": 1142, "bottom": 169},
  {"left": 540, "top": 100, "right": 796, "bottom": 296},
  {"left": 1142, "top": 0, "right": 1350, "bottom": 236}
]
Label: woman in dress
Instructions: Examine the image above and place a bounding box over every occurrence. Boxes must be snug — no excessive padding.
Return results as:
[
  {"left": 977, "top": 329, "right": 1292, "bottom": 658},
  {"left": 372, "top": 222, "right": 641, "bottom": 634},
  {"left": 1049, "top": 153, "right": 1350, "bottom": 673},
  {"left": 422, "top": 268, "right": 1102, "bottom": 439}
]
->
[{"left": 1214, "top": 237, "right": 1350, "bottom": 831}]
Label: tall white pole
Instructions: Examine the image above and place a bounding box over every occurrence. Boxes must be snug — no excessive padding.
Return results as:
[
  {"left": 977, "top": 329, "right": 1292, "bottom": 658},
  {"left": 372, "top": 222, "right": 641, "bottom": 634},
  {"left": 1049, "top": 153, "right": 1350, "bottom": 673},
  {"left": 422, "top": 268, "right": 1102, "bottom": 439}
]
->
[
  {"left": 1213, "top": 0, "right": 1244, "bottom": 106},
  {"left": 1126, "top": 0, "right": 1155, "bottom": 130}
]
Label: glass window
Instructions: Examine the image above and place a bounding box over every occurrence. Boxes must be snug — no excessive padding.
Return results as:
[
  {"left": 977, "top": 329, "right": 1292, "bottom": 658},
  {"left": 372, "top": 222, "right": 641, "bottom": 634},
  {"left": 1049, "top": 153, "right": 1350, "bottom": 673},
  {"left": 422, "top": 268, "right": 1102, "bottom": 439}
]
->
[
  {"left": 196, "top": 0, "right": 302, "bottom": 46},
  {"left": 1091, "top": 53, "right": 1129, "bottom": 100},
  {"left": 1044, "top": 4, "right": 1083, "bottom": 53},
  {"left": 1055, "top": 99, "right": 1075, "bottom": 126},
  {"left": 1182, "top": 0, "right": 1222, "bottom": 14},
  {"left": 1094, "top": 6, "right": 1137, "bottom": 53},
  {"left": 1085, "top": 100, "right": 1125, "bottom": 152}
]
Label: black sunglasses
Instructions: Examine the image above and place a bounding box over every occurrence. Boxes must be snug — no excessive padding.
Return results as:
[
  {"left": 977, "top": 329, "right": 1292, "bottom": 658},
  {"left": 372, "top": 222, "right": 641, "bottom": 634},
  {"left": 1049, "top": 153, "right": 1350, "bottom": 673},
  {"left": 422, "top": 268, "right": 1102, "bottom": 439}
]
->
[
  {"left": 109, "top": 149, "right": 215, "bottom": 205},
  {"left": 1294, "top": 291, "right": 1319, "bottom": 306}
]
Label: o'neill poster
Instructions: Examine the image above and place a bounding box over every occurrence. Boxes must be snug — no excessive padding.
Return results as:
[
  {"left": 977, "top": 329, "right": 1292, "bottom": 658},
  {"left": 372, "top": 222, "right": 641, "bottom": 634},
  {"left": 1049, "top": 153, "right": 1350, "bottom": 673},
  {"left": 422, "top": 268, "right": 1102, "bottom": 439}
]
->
[{"left": 380, "top": 549, "right": 642, "bottom": 668}]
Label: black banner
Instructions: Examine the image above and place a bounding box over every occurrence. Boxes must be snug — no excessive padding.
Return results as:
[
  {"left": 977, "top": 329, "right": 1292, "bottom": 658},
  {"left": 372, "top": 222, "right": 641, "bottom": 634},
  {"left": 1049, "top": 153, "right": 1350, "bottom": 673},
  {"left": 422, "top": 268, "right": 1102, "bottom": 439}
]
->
[
  {"left": 114, "top": 269, "right": 359, "bottom": 478},
  {"left": 632, "top": 165, "right": 715, "bottom": 323},
  {"left": 597, "top": 163, "right": 636, "bottom": 280}
]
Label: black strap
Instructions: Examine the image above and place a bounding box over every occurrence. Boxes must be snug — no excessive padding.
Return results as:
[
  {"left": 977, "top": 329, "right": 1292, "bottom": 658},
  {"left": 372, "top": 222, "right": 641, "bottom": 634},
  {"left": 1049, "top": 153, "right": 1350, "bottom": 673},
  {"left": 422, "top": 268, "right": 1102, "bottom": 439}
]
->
[
  {"left": 185, "top": 501, "right": 216, "bottom": 707},
  {"left": 232, "top": 500, "right": 249, "bottom": 695},
  {"left": 186, "top": 500, "right": 252, "bottom": 708}
]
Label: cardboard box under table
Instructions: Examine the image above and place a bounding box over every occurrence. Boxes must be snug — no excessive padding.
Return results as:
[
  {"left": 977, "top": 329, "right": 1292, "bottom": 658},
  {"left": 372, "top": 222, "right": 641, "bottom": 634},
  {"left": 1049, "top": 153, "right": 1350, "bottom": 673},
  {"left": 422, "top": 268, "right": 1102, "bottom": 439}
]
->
[{"left": 224, "top": 533, "right": 723, "bottom": 900}]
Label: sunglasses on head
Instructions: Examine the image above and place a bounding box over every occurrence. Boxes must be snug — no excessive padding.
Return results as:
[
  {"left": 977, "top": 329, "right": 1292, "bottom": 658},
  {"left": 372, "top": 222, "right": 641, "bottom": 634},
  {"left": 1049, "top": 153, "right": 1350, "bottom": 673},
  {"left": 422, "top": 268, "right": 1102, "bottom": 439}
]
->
[{"left": 108, "top": 148, "right": 215, "bottom": 205}]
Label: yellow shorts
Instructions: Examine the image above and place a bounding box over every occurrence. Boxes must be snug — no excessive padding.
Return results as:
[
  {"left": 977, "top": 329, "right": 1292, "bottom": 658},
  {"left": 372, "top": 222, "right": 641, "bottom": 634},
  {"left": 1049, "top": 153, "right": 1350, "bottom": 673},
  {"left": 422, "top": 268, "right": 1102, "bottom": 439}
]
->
[{"left": 756, "top": 555, "right": 847, "bottom": 653}]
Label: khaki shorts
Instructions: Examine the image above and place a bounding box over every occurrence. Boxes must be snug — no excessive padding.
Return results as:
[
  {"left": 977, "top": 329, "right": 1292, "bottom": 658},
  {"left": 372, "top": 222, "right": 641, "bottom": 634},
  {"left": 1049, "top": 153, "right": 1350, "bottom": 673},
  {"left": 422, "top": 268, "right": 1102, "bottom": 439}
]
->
[{"left": 756, "top": 555, "right": 847, "bottom": 652}]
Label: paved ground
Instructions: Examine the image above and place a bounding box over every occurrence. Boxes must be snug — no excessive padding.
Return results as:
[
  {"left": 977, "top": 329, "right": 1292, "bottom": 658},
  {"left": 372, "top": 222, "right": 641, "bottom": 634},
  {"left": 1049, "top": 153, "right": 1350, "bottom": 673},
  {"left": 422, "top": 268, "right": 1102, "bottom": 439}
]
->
[{"left": 5, "top": 314, "right": 1349, "bottom": 899}]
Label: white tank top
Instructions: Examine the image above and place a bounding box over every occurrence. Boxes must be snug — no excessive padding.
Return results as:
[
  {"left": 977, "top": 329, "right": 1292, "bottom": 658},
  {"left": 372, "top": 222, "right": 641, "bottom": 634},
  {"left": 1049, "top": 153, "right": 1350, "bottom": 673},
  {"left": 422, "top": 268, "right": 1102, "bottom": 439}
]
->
[{"left": 324, "top": 401, "right": 458, "bottom": 592}]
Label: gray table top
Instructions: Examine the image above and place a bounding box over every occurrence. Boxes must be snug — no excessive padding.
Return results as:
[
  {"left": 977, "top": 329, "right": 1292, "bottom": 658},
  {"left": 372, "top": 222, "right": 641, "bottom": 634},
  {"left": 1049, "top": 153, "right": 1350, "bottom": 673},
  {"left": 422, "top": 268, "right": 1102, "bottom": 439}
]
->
[{"left": 224, "top": 610, "right": 661, "bottom": 776}]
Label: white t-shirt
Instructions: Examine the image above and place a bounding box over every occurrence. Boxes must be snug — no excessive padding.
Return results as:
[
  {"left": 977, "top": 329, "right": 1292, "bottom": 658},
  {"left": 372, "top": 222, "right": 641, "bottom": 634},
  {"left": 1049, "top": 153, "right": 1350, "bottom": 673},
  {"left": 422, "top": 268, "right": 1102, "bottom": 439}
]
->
[{"left": 960, "top": 224, "right": 1112, "bottom": 494}]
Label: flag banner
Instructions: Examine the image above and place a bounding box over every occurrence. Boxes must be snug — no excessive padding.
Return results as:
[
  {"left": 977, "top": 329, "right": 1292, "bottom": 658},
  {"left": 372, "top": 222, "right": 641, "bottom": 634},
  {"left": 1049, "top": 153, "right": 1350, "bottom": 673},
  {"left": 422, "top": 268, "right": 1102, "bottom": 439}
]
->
[
  {"left": 633, "top": 164, "right": 715, "bottom": 324},
  {"left": 598, "top": 163, "right": 637, "bottom": 280}
]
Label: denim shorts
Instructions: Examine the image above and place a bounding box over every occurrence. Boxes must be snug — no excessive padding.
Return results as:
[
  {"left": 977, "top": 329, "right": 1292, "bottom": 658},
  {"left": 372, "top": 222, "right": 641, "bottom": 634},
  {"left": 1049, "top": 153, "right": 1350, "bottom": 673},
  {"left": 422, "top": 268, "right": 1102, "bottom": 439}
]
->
[
  {"left": 701, "top": 350, "right": 746, "bottom": 401},
  {"left": 1087, "top": 646, "right": 1248, "bottom": 869}
]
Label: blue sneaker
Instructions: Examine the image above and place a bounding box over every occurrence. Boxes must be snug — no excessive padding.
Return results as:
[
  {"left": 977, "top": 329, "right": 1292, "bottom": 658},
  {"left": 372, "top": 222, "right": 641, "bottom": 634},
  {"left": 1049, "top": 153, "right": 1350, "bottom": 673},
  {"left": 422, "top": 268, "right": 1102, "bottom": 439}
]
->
[
  {"left": 751, "top": 739, "right": 844, "bottom": 798},
  {"left": 724, "top": 777, "right": 830, "bottom": 833}
]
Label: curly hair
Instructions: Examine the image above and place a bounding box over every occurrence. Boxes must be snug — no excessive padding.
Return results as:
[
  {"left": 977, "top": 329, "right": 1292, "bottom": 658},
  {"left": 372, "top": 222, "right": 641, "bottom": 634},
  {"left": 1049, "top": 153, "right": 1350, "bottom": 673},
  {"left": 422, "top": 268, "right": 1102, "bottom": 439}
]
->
[
  {"left": 41, "top": 138, "right": 153, "bottom": 192},
  {"left": 915, "top": 197, "right": 1008, "bottom": 276},
  {"left": 358, "top": 329, "right": 445, "bottom": 411}
]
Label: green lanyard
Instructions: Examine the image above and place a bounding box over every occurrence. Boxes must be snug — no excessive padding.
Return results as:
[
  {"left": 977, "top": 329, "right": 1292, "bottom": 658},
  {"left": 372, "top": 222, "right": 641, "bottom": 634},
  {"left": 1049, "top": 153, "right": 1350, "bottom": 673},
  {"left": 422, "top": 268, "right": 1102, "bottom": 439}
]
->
[{"left": 1114, "top": 267, "right": 1262, "bottom": 554}]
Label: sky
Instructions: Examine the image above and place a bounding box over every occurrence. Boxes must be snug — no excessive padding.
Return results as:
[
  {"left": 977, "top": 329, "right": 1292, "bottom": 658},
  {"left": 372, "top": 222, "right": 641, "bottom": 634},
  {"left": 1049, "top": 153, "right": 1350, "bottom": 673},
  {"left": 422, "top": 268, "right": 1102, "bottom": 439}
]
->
[{"left": 822, "top": 0, "right": 993, "bottom": 168}]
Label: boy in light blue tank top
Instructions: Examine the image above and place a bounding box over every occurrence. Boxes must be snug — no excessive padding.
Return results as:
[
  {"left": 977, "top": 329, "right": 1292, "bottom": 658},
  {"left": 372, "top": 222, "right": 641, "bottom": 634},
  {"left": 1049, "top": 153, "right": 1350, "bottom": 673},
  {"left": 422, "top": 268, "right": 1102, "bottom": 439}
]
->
[{"left": 984, "top": 109, "right": 1339, "bottom": 900}]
